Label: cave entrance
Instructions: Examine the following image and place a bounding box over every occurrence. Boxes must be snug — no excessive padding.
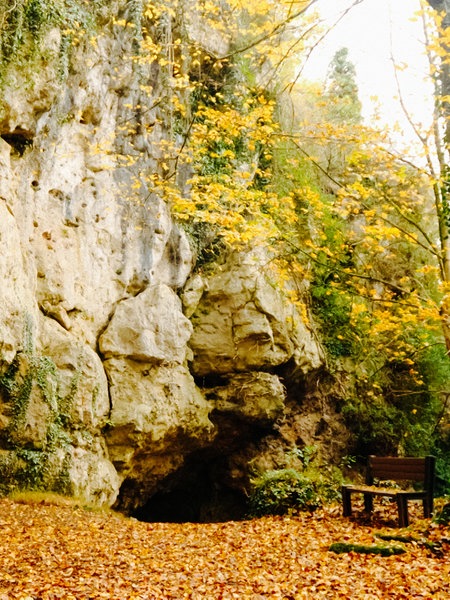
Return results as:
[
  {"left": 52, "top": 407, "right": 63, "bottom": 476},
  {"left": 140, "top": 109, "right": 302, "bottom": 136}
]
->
[{"left": 132, "top": 455, "right": 247, "bottom": 524}]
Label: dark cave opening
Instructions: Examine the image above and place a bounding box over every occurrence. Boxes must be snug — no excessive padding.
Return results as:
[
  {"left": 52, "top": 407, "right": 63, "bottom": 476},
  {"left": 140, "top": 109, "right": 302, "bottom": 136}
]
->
[
  {"left": 130, "top": 406, "right": 281, "bottom": 524},
  {"left": 134, "top": 485, "right": 246, "bottom": 524},
  {"left": 132, "top": 457, "right": 248, "bottom": 524}
]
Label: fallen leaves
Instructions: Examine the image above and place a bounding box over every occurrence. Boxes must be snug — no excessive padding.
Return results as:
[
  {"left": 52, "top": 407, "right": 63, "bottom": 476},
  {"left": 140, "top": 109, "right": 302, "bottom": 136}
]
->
[{"left": 0, "top": 498, "right": 447, "bottom": 599}]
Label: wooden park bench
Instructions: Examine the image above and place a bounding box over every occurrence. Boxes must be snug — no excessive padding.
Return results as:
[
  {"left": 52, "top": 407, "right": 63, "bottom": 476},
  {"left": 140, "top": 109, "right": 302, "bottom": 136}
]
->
[{"left": 342, "top": 455, "right": 435, "bottom": 527}]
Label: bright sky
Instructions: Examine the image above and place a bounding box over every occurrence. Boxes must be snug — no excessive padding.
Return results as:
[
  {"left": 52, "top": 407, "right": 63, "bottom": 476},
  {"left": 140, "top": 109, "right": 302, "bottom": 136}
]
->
[{"left": 302, "top": 0, "right": 433, "bottom": 148}]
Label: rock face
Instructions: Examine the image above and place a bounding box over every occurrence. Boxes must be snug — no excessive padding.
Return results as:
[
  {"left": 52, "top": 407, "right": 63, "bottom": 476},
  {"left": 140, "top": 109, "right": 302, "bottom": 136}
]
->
[{"left": 0, "top": 1, "right": 340, "bottom": 517}]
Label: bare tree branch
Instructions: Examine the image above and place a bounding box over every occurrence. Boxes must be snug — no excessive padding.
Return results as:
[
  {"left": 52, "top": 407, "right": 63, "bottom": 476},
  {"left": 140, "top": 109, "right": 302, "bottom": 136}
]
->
[
  {"left": 284, "top": 0, "right": 366, "bottom": 94},
  {"left": 214, "top": 0, "right": 320, "bottom": 61}
]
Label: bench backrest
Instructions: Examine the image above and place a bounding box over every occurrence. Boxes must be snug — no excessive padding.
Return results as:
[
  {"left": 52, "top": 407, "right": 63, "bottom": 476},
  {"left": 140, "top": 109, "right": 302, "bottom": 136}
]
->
[{"left": 366, "top": 455, "right": 435, "bottom": 492}]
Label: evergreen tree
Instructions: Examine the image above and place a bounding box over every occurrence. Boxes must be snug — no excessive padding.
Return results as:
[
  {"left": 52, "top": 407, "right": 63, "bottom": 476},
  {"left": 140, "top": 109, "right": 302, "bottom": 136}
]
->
[{"left": 324, "top": 47, "right": 362, "bottom": 124}]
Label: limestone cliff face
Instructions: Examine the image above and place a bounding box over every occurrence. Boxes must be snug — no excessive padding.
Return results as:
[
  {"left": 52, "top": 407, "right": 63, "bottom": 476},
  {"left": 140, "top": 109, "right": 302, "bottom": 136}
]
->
[{"left": 0, "top": 1, "right": 341, "bottom": 516}]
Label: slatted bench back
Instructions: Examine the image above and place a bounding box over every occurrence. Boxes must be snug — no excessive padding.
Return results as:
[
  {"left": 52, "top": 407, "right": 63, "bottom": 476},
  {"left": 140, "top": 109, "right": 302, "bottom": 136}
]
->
[{"left": 367, "top": 456, "right": 434, "bottom": 489}]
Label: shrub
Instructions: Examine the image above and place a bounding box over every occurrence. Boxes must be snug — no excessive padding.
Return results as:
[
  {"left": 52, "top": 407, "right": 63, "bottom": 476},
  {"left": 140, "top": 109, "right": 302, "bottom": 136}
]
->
[{"left": 247, "top": 468, "right": 319, "bottom": 517}]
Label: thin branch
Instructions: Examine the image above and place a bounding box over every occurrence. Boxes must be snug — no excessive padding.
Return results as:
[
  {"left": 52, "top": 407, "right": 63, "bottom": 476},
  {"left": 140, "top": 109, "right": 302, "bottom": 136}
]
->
[
  {"left": 263, "top": 21, "right": 320, "bottom": 89},
  {"left": 381, "top": 146, "right": 431, "bottom": 177},
  {"left": 276, "top": 133, "right": 345, "bottom": 189},
  {"left": 390, "top": 52, "right": 428, "bottom": 147},
  {"left": 214, "top": 0, "right": 320, "bottom": 61},
  {"left": 284, "top": 0, "right": 366, "bottom": 94},
  {"left": 116, "top": 98, "right": 165, "bottom": 127},
  {"left": 431, "top": 391, "right": 450, "bottom": 436},
  {"left": 377, "top": 191, "right": 441, "bottom": 259},
  {"left": 279, "top": 235, "right": 432, "bottom": 307},
  {"left": 166, "top": 114, "right": 196, "bottom": 180},
  {"left": 419, "top": 2, "right": 450, "bottom": 281}
]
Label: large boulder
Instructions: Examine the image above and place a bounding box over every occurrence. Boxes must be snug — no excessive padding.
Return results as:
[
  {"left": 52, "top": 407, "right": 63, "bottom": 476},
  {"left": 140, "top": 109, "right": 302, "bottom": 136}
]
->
[
  {"left": 37, "top": 316, "right": 110, "bottom": 431},
  {"left": 68, "top": 443, "right": 121, "bottom": 507},
  {"left": 206, "top": 372, "right": 286, "bottom": 427},
  {"left": 186, "top": 251, "right": 324, "bottom": 377},
  {"left": 99, "top": 284, "right": 193, "bottom": 363},
  {"left": 0, "top": 315, "right": 120, "bottom": 506},
  {"left": 100, "top": 284, "right": 214, "bottom": 510}
]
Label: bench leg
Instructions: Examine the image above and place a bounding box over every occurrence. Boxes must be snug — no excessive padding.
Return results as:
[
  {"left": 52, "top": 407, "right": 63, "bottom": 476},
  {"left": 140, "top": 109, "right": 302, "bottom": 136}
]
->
[
  {"left": 363, "top": 493, "right": 373, "bottom": 514},
  {"left": 423, "top": 495, "right": 433, "bottom": 519},
  {"left": 342, "top": 487, "right": 352, "bottom": 517},
  {"left": 396, "top": 495, "right": 409, "bottom": 527}
]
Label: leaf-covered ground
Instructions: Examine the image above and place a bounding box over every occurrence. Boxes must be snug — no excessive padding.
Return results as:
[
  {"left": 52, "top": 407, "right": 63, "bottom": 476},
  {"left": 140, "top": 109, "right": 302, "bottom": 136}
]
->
[{"left": 0, "top": 497, "right": 448, "bottom": 599}]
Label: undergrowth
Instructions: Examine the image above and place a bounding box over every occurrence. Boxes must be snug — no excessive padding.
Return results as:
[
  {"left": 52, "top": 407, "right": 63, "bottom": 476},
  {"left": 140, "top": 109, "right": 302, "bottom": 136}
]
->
[{"left": 247, "top": 446, "right": 343, "bottom": 517}]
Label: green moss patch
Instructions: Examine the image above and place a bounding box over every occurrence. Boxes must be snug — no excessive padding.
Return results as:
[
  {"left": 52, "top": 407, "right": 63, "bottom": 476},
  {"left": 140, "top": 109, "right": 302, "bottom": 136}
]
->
[{"left": 329, "top": 542, "right": 406, "bottom": 556}]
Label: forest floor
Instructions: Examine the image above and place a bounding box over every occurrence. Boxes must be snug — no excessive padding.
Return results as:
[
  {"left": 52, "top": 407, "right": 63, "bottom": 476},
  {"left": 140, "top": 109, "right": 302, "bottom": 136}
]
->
[{"left": 0, "top": 496, "right": 448, "bottom": 599}]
